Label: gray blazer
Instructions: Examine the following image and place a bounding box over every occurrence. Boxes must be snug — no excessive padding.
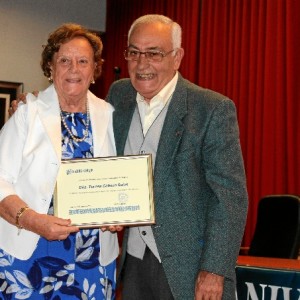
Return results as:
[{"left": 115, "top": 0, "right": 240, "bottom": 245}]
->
[{"left": 107, "top": 74, "right": 248, "bottom": 299}]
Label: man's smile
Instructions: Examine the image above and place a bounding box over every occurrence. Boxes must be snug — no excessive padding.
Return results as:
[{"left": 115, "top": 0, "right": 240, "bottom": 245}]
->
[{"left": 136, "top": 73, "right": 155, "bottom": 80}]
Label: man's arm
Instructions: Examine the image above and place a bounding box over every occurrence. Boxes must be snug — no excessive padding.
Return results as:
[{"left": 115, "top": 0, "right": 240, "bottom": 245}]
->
[
  {"left": 200, "top": 98, "right": 248, "bottom": 274},
  {"left": 195, "top": 98, "right": 248, "bottom": 299}
]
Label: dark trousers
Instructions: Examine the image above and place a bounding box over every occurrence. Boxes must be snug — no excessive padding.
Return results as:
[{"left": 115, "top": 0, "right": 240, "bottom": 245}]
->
[{"left": 121, "top": 247, "right": 174, "bottom": 300}]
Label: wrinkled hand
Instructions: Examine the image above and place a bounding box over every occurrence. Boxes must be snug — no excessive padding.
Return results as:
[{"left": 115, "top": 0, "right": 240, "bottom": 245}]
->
[
  {"left": 22, "top": 209, "right": 79, "bottom": 241},
  {"left": 8, "top": 91, "right": 39, "bottom": 117},
  {"left": 100, "top": 225, "right": 124, "bottom": 232},
  {"left": 195, "top": 271, "right": 224, "bottom": 300}
]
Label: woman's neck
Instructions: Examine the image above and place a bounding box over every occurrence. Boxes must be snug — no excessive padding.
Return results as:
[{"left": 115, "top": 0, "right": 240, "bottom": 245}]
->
[{"left": 58, "top": 97, "right": 87, "bottom": 113}]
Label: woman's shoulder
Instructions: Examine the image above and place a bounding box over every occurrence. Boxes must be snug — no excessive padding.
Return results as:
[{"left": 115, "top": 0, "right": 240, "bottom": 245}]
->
[{"left": 88, "top": 90, "right": 114, "bottom": 112}]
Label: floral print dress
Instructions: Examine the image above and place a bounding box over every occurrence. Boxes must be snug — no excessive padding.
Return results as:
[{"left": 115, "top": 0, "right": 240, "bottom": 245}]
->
[{"left": 0, "top": 111, "right": 116, "bottom": 300}]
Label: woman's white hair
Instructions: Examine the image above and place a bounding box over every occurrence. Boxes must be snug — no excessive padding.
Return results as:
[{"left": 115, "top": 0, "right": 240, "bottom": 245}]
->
[{"left": 127, "top": 14, "right": 182, "bottom": 50}]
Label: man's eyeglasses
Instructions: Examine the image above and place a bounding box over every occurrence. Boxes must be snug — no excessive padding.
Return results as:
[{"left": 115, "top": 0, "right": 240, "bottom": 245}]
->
[{"left": 124, "top": 49, "right": 176, "bottom": 62}]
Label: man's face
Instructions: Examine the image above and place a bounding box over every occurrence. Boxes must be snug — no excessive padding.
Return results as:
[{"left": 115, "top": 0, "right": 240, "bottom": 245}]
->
[{"left": 127, "top": 22, "right": 184, "bottom": 101}]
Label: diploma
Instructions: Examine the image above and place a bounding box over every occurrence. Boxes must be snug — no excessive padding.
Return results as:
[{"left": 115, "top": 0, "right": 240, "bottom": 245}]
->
[{"left": 53, "top": 155, "right": 155, "bottom": 227}]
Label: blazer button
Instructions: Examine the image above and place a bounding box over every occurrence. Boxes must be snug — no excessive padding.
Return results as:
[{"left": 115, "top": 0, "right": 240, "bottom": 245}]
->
[{"left": 141, "top": 231, "right": 147, "bottom": 236}]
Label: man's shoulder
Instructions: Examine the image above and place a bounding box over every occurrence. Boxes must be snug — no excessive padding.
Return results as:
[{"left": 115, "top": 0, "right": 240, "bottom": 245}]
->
[
  {"left": 110, "top": 78, "right": 132, "bottom": 92},
  {"left": 179, "top": 77, "right": 228, "bottom": 101},
  {"left": 107, "top": 78, "right": 135, "bottom": 106},
  {"left": 178, "top": 77, "right": 234, "bottom": 110}
]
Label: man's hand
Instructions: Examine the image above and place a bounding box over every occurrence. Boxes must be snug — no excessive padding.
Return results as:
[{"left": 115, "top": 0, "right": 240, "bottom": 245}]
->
[
  {"left": 8, "top": 91, "right": 39, "bottom": 117},
  {"left": 100, "top": 225, "right": 124, "bottom": 232},
  {"left": 195, "top": 271, "right": 224, "bottom": 300}
]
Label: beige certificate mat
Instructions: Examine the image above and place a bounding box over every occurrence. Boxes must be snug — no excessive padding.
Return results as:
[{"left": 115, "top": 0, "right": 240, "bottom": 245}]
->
[{"left": 54, "top": 155, "right": 155, "bottom": 227}]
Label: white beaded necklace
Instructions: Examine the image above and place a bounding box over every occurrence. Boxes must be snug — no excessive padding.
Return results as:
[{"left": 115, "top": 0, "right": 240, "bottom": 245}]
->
[{"left": 60, "top": 101, "right": 90, "bottom": 143}]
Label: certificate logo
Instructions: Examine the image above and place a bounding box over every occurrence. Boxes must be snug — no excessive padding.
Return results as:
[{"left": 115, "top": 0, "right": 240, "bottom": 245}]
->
[{"left": 118, "top": 193, "right": 128, "bottom": 204}]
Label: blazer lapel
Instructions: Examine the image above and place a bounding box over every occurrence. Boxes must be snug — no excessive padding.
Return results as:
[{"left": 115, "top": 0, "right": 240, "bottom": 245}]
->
[
  {"left": 154, "top": 76, "right": 188, "bottom": 199},
  {"left": 88, "top": 91, "right": 114, "bottom": 158},
  {"left": 37, "top": 85, "right": 61, "bottom": 161}
]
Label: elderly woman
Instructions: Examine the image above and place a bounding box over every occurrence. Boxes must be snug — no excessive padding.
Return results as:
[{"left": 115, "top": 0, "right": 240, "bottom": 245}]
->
[{"left": 0, "top": 24, "right": 118, "bottom": 299}]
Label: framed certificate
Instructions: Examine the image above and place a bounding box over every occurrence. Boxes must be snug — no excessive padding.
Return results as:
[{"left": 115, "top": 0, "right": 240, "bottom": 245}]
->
[{"left": 54, "top": 154, "right": 155, "bottom": 227}]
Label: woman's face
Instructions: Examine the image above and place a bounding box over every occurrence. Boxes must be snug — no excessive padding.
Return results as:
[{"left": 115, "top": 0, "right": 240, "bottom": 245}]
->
[{"left": 50, "top": 37, "right": 96, "bottom": 102}]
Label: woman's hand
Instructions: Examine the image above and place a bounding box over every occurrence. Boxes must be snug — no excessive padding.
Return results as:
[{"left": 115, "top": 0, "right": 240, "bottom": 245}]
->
[
  {"left": 21, "top": 210, "right": 79, "bottom": 240},
  {"left": 0, "top": 195, "right": 79, "bottom": 241}
]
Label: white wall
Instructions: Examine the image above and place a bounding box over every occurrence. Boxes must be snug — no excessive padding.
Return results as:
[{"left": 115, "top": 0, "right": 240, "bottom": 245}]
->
[{"left": 0, "top": 0, "right": 106, "bottom": 92}]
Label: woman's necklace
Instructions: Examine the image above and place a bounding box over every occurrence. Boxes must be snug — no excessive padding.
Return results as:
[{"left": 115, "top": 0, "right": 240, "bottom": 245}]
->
[{"left": 60, "top": 100, "right": 90, "bottom": 143}]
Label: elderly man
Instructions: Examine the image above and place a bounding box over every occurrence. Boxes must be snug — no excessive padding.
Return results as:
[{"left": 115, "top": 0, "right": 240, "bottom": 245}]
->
[{"left": 107, "top": 14, "right": 248, "bottom": 300}]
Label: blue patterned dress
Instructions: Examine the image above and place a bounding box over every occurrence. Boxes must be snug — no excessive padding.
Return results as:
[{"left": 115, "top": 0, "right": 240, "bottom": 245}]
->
[{"left": 0, "top": 111, "right": 116, "bottom": 300}]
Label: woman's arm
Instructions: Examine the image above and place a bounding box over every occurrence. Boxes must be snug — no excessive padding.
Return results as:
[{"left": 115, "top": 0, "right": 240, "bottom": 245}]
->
[{"left": 0, "top": 194, "right": 79, "bottom": 240}]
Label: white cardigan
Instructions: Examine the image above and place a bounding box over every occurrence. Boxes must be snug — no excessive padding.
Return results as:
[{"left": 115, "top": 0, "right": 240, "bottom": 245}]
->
[{"left": 0, "top": 85, "right": 118, "bottom": 265}]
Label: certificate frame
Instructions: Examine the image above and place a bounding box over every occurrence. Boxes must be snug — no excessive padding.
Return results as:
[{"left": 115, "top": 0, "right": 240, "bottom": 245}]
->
[{"left": 54, "top": 154, "right": 155, "bottom": 228}]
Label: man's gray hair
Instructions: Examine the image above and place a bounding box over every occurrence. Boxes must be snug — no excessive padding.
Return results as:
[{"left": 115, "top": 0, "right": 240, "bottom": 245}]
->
[{"left": 128, "top": 14, "right": 182, "bottom": 50}]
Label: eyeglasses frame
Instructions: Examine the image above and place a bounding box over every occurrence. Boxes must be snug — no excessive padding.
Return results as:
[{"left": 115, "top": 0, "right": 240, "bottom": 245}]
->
[{"left": 124, "top": 48, "right": 176, "bottom": 62}]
